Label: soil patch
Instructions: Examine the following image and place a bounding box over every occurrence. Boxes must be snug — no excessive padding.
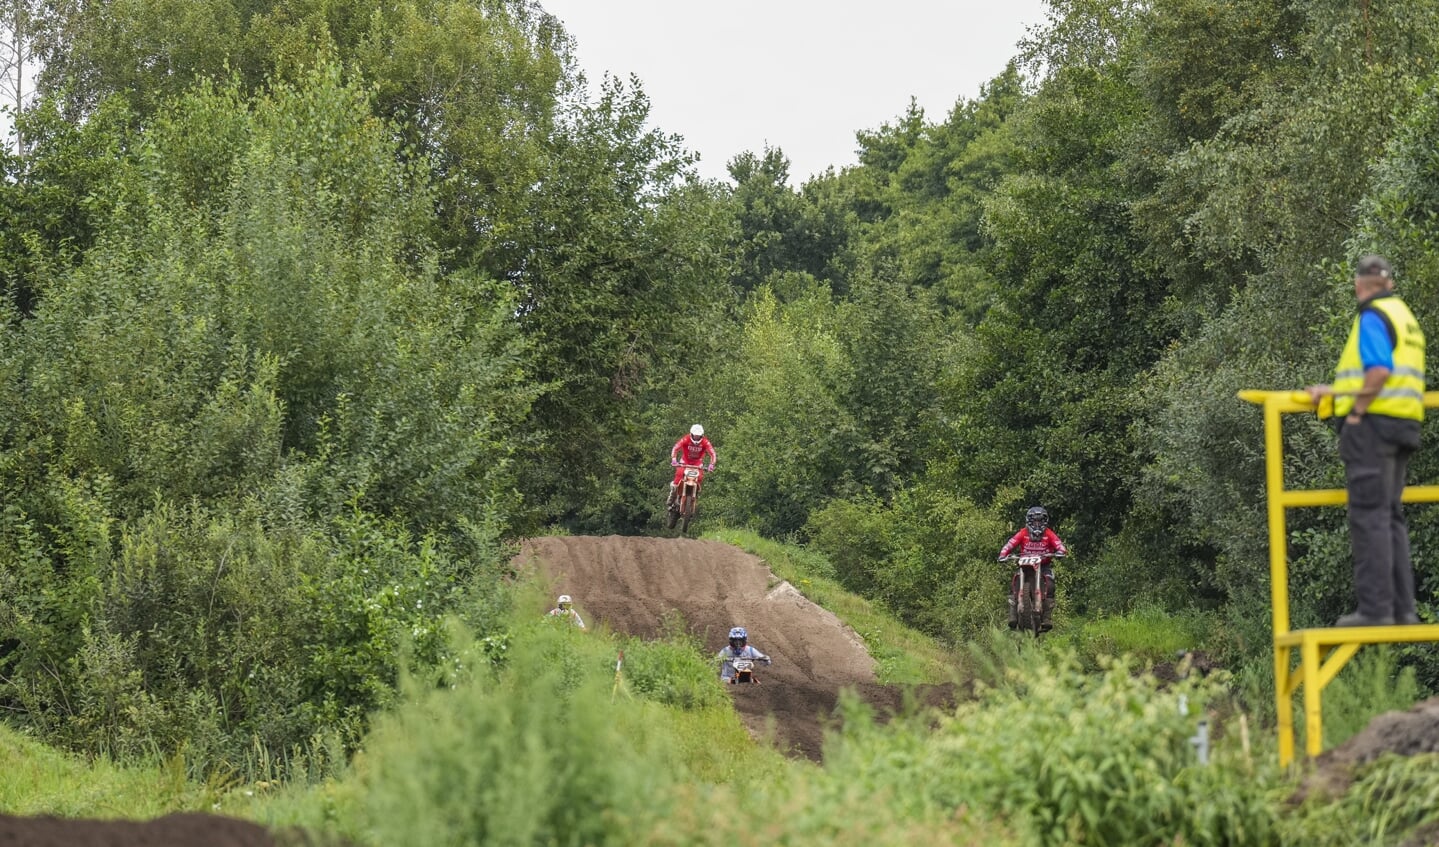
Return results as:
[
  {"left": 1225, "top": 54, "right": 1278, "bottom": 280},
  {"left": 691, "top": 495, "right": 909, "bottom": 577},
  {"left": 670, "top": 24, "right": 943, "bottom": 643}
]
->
[
  {"left": 0, "top": 812, "right": 280, "bottom": 847},
  {"left": 1291, "top": 695, "right": 1439, "bottom": 804},
  {"left": 1149, "top": 650, "right": 1220, "bottom": 686},
  {"left": 517, "top": 534, "right": 959, "bottom": 760}
]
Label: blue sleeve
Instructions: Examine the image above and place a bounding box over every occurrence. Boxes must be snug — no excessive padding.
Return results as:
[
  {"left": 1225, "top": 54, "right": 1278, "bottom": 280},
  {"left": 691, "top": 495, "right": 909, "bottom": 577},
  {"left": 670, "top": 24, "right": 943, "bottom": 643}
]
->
[{"left": 1358, "top": 310, "right": 1395, "bottom": 370}]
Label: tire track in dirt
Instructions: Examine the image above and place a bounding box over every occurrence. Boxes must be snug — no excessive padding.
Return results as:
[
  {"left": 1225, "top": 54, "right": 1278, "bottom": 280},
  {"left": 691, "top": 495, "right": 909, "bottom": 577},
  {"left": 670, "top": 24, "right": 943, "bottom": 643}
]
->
[{"left": 516, "top": 534, "right": 948, "bottom": 760}]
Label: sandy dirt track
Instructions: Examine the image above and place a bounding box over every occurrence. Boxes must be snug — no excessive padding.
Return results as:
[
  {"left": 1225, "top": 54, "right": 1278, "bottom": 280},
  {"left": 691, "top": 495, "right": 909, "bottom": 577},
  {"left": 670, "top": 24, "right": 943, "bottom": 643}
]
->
[{"left": 517, "top": 534, "right": 950, "bottom": 760}]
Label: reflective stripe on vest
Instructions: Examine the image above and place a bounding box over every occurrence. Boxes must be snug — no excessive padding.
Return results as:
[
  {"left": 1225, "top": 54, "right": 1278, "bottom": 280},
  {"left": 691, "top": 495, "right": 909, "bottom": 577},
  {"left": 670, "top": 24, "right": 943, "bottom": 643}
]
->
[{"left": 1333, "top": 295, "right": 1426, "bottom": 420}]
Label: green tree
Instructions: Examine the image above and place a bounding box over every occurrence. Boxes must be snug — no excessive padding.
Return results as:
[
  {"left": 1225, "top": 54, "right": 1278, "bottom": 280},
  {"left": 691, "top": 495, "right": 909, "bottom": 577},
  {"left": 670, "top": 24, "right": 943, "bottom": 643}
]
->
[
  {"left": 727, "top": 146, "right": 851, "bottom": 296},
  {"left": 1138, "top": 2, "right": 1439, "bottom": 637},
  {"left": 0, "top": 68, "right": 529, "bottom": 767},
  {"left": 702, "top": 286, "right": 856, "bottom": 536}
]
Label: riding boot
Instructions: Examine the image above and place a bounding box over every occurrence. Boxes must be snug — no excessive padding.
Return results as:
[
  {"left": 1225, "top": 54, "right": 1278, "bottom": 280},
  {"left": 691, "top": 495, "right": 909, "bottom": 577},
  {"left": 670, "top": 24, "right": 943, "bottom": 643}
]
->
[
  {"left": 1007, "top": 598, "right": 1018, "bottom": 629},
  {"left": 665, "top": 482, "right": 677, "bottom": 508},
  {"left": 1039, "top": 601, "right": 1054, "bottom": 632}
]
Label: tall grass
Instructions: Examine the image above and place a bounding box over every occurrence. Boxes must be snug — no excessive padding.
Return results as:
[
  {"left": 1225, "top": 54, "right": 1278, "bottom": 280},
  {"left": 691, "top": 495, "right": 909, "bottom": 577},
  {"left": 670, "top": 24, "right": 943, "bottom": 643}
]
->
[
  {"left": 1229, "top": 644, "right": 1423, "bottom": 756},
  {"left": 0, "top": 724, "right": 211, "bottom": 818},
  {"left": 620, "top": 611, "right": 730, "bottom": 712},
  {"left": 1055, "top": 602, "right": 1216, "bottom": 666},
  {"left": 821, "top": 647, "right": 1282, "bottom": 846},
  {"left": 353, "top": 622, "right": 678, "bottom": 846},
  {"left": 1306, "top": 647, "right": 1422, "bottom": 750},
  {"left": 344, "top": 617, "right": 1018, "bottom": 846}
]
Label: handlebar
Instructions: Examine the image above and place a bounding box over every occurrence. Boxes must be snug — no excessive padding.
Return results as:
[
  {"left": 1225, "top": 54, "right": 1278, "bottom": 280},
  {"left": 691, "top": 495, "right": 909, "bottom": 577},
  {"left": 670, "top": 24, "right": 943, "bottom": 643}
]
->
[{"left": 1000, "top": 552, "right": 1067, "bottom": 562}]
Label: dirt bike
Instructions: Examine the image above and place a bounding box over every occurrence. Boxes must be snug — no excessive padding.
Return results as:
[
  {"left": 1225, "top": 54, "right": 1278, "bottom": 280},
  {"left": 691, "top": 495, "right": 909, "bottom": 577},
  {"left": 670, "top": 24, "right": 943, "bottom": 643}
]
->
[
  {"left": 666, "top": 464, "right": 707, "bottom": 535},
  {"left": 720, "top": 654, "right": 770, "bottom": 684},
  {"left": 1003, "top": 552, "right": 1063, "bottom": 637}
]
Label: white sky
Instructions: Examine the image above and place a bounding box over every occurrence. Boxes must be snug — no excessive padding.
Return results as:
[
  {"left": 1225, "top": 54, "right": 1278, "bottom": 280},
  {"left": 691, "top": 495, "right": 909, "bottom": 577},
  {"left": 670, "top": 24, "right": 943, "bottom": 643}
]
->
[{"left": 541, "top": 0, "right": 1052, "bottom": 184}]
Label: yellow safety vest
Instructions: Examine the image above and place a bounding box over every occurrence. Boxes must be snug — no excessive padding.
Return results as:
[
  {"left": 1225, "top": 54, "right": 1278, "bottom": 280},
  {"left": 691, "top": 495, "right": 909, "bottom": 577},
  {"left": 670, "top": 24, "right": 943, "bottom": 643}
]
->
[{"left": 1332, "top": 294, "right": 1426, "bottom": 420}]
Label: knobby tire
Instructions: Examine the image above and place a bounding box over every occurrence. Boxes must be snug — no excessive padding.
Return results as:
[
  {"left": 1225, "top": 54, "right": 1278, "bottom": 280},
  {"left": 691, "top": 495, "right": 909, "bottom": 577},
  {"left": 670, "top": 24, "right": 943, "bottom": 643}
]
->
[
  {"left": 1016, "top": 571, "right": 1042, "bottom": 638},
  {"left": 679, "top": 494, "right": 696, "bottom": 535}
]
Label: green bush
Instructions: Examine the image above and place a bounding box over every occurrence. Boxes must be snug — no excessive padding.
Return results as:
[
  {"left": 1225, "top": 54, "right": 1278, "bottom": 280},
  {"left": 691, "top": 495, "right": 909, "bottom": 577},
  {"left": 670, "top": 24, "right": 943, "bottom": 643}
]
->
[
  {"left": 822, "top": 648, "right": 1281, "bottom": 846},
  {"left": 806, "top": 486, "right": 1010, "bottom": 642},
  {"left": 0, "top": 495, "right": 510, "bottom": 776},
  {"left": 0, "top": 66, "right": 527, "bottom": 774},
  {"left": 358, "top": 624, "right": 678, "bottom": 847},
  {"left": 348, "top": 619, "right": 1018, "bottom": 847},
  {"left": 621, "top": 613, "right": 727, "bottom": 711}
]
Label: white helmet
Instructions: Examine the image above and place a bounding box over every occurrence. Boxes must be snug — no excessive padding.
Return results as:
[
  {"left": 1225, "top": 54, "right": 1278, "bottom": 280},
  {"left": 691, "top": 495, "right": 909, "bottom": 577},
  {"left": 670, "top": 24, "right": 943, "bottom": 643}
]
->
[
  {"left": 556, "top": 594, "right": 572, "bottom": 606},
  {"left": 690, "top": 424, "right": 704, "bottom": 438}
]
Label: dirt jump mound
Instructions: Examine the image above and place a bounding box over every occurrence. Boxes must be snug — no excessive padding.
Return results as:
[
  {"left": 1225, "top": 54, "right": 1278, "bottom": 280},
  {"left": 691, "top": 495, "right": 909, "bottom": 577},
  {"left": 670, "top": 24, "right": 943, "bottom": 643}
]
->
[
  {"left": 518, "top": 535, "right": 948, "bottom": 760},
  {"left": 1292, "top": 695, "right": 1439, "bottom": 805},
  {"left": 0, "top": 812, "right": 279, "bottom": 847}
]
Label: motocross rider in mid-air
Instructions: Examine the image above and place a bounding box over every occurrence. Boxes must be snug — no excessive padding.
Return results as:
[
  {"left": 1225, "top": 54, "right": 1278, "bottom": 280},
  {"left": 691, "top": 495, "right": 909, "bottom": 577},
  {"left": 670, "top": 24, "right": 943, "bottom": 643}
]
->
[
  {"left": 717, "top": 626, "right": 771, "bottom": 683},
  {"left": 998, "top": 506, "right": 1069, "bottom": 632},
  {"left": 667, "top": 424, "right": 717, "bottom": 508}
]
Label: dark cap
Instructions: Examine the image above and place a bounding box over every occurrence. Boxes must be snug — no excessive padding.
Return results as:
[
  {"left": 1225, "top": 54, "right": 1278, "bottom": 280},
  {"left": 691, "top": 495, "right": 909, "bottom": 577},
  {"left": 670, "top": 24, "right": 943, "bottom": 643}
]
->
[{"left": 1355, "top": 254, "right": 1393, "bottom": 280}]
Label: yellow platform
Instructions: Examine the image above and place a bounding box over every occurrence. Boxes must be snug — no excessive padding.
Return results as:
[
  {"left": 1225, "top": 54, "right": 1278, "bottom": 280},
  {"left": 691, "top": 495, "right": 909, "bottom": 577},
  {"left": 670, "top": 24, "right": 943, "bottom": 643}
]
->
[
  {"left": 1239, "top": 389, "right": 1439, "bottom": 767},
  {"left": 1275, "top": 623, "right": 1439, "bottom": 763}
]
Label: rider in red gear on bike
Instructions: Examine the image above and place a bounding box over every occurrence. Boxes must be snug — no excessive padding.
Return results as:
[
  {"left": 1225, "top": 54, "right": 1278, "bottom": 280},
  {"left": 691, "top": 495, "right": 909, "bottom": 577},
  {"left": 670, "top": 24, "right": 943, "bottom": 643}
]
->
[
  {"left": 668, "top": 424, "right": 717, "bottom": 508},
  {"left": 998, "top": 505, "right": 1068, "bottom": 631}
]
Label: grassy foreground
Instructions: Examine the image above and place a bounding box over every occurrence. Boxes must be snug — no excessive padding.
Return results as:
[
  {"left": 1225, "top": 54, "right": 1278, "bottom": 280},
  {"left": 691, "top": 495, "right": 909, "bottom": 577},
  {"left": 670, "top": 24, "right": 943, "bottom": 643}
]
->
[{"left": 3, "top": 536, "right": 1438, "bottom": 846}]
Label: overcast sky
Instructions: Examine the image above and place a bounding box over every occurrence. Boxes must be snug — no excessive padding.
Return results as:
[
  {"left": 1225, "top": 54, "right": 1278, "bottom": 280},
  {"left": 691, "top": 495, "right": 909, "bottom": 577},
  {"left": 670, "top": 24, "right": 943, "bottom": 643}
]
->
[{"left": 540, "top": 0, "right": 1052, "bottom": 184}]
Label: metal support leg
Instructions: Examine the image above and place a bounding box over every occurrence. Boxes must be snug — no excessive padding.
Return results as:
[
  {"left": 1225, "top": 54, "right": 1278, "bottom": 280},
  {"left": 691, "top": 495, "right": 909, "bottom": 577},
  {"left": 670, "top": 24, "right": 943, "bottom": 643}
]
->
[
  {"left": 1302, "top": 638, "right": 1323, "bottom": 758},
  {"left": 1276, "top": 645, "right": 1294, "bottom": 767}
]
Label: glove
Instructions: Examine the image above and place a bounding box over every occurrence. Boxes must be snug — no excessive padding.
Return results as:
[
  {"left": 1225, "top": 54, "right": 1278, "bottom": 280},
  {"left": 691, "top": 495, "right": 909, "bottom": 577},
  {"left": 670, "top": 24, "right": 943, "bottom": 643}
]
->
[
  {"left": 704, "top": 465, "right": 714, "bottom": 472},
  {"left": 671, "top": 460, "right": 680, "bottom": 467}
]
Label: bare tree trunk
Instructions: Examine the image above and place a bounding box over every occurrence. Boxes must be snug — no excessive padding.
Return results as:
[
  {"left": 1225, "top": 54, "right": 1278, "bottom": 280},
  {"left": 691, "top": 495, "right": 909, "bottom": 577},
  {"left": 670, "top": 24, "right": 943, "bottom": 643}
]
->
[{"left": 0, "top": 0, "right": 37, "bottom": 155}]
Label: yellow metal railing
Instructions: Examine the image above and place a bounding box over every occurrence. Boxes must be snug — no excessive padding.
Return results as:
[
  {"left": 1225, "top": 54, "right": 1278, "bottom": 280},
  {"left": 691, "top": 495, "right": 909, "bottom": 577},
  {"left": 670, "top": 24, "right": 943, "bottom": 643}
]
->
[{"left": 1238, "top": 390, "right": 1439, "bottom": 767}]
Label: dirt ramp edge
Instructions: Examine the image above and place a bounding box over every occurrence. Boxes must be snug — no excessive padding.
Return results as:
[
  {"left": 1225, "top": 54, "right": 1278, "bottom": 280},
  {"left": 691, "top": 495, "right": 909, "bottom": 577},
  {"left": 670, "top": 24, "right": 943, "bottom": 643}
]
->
[{"left": 517, "top": 535, "right": 956, "bottom": 760}]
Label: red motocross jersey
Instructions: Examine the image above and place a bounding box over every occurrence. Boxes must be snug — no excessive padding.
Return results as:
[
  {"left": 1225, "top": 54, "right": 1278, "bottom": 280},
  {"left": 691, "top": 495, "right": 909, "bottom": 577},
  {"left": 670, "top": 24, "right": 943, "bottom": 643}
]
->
[
  {"left": 672, "top": 435, "right": 716, "bottom": 466},
  {"left": 999, "top": 528, "right": 1068, "bottom": 562}
]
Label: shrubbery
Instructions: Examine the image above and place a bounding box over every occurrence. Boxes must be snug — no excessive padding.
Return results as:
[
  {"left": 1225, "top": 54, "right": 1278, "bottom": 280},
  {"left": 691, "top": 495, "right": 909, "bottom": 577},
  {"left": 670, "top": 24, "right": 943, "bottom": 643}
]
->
[
  {"left": 620, "top": 613, "right": 728, "bottom": 711},
  {"left": 806, "top": 485, "right": 1013, "bottom": 642},
  {"left": 821, "top": 647, "right": 1280, "bottom": 846},
  {"left": 0, "top": 67, "right": 527, "bottom": 776},
  {"left": 2, "top": 494, "right": 510, "bottom": 774},
  {"left": 351, "top": 619, "right": 1017, "bottom": 847},
  {"left": 359, "top": 624, "right": 682, "bottom": 847}
]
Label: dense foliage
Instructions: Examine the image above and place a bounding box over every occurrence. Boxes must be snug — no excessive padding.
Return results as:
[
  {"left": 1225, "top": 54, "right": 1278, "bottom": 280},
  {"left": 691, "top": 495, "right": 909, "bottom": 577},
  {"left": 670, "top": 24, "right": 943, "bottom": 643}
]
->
[
  {"left": 2, "top": 0, "right": 1439, "bottom": 779},
  {"left": 284, "top": 617, "right": 1439, "bottom": 847}
]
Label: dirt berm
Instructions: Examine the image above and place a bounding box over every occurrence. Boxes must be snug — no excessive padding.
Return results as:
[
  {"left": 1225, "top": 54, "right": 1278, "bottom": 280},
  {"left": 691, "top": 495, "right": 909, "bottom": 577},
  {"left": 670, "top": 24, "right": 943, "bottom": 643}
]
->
[{"left": 517, "top": 534, "right": 954, "bottom": 761}]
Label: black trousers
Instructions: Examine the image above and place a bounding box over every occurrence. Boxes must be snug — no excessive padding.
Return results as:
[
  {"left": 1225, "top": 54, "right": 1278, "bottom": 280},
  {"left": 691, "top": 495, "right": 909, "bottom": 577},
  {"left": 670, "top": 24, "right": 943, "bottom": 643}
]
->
[{"left": 1339, "top": 415, "right": 1422, "bottom": 618}]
